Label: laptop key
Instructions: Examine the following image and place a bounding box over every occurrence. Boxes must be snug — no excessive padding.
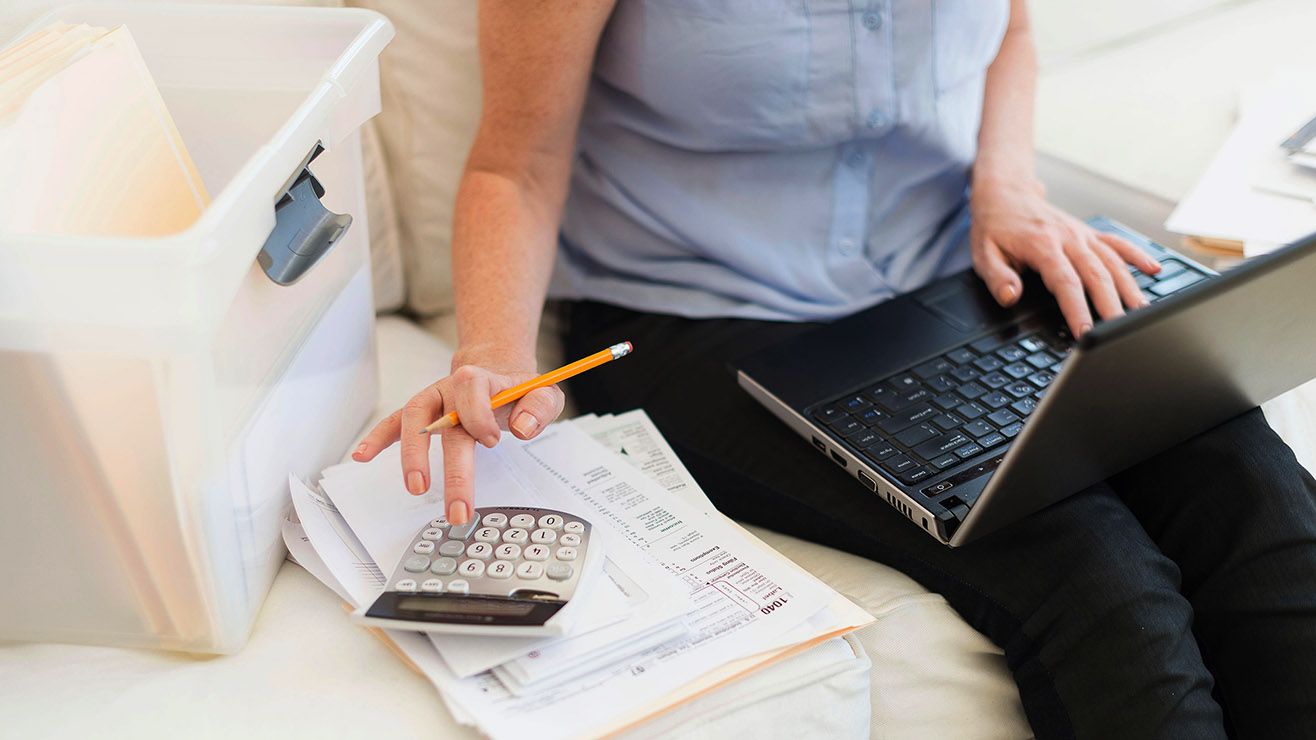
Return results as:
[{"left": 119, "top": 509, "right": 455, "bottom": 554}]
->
[
  {"left": 841, "top": 419, "right": 874, "bottom": 437},
  {"left": 913, "top": 358, "right": 955, "bottom": 379},
  {"left": 877, "top": 404, "right": 938, "bottom": 434},
  {"left": 898, "top": 466, "right": 933, "bottom": 485},
  {"left": 882, "top": 454, "right": 917, "bottom": 474},
  {"left": 851, "top": 430, "right": 881, "bottom": 448},
  {"left": 925, "top": 375, "right": 956, "bottom": 393},
  {"left": 981, "top": 372, "right": 1010, "bottom": 389},
  {"left": 865, "top": 385, "right": 896, "bottom": 407},
  {"left": 1011, "top": 398, "right": 1037, "bottom": 416},
  {"left": 932, "top": 412, "right": 964, "bottom": 431},
  {"left": 864, "top": 441, "right": 898, "bottom": 462},
  {"left": 957, "top": 382, "right": 987, "bottom": 400},
  {"left": 933, "top": 392, "right": 964, "bottom": 411},
  {"left": 1017, "top": 335, "right": 1048, "bottom": 353},
  {"left": 1025, "top": 352, "right": 1053, "bottom": 369},
  {"left": 931, "top": 452, "right": 961, "bottom": 470},
  {"left": 997, "top": 345, "right": 1027, "bottom": 362},
  {"left": 982, "top": 391, "right": 1011, "bottom": 409},
  {"left": 814, "top": 405, "right": 846, "bottom": 424},
  {"left": 1027, "top": 371, "right": 1054, "bottom": 388},
  {"left": 978, "top": 432, "right": 1007, "bottom": 449},
  {"left": 955, "top": 402, "right": 988, "bottom": 420},
  {"left": 974, "top": 355, "right": 1005, "bottom": 372},
  {"left": 987, "top": 409, "right": 1019, "bottom": 426},
  {"left": 1153, "top": 260, "right": 1186, "bottom": 279},
  {"left": 1000, "top": 421, "right": 1024, "bottom": 438},
  {"left": 1134, "top": 272, "right": 1155, "bottom": 289},
  {"left": 961, "top": 419, "right": 994, "bottom": 438},
  {"left": 1003, "top": 362, "right": 1032, "bottom": 379},
  {"left": 855, "top": 407, "right": 889, "bottom": 426},
  {"left": 950, "top": 365, "right": 980, "bottom": 382},
  {"left": 946, "top": 347, "right": 976, "bottom": 364},
  {"left": 888, "top": 374, "right": 920, "bottom": 392},
  {"left": 1004, "top": 381, "right": 1035, "bottom": 399},
  {"left": 954, "top": 442, "right": 985, "bottom": 459},
  {"left": 913, "top": 432, "right": 971, "bottom": 460},
  {"left": 895, "top": 423, "right": 940, "bottom": 448},
  {"left": 840, "top": 394, "right": 872, "bottom": 412}
]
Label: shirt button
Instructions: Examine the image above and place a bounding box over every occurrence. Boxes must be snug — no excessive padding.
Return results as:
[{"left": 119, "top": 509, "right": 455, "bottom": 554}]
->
[
  {"left": 866, "top": 109, "right": 888, "bottom": 129},
  {"left": 862, "top": 12, "right": 881, "bottom": 31},
  {"left": 844, "top": 150, "right": 864, "bottom": 169},
  {"left": 838, "top": 239, "right": 857, "bottom": 256}
]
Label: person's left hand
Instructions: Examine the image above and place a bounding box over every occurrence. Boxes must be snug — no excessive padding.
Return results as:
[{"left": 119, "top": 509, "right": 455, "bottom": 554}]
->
[{"left": 969, "top": 175, "right": 1162, "bottom": 337}]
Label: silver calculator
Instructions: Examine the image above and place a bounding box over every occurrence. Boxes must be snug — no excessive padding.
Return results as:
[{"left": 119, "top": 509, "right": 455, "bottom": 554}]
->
[{"left": 353, "top": 506, "right": 602, "bottom": 637}]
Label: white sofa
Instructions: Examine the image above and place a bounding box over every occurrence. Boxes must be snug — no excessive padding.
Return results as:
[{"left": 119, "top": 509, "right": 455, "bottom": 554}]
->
[{"left": 4, "top": 1, "right": 1315, "bottom": 738}]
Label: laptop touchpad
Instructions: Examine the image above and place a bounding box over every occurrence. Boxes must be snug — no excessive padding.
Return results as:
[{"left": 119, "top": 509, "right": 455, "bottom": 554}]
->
[{"left": 914, "top": 275, "right": 1011, "bottom": 333}]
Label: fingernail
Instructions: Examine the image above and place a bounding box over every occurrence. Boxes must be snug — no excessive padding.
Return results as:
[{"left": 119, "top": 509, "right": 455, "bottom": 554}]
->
[
  {"left": 406, "top": 470, "right": 427, "bottom": 495},
  {"left": 353, "top": 443, "right": 367, "bottom": 459},
  {"left": 481, "top": 434, "right": 499, "bottom": 448},
  {"left": 448, "top": 500, "right": 469, "bottom": 525},
  {"left": 1079, "top": 323, "right": 1093, "bottom": 336},
  {"left": 511, "top": 412, "right": 539, "bottom": 438},
  {"left": 1000, "top": 284, "right": 1017, "bottom": 303}
]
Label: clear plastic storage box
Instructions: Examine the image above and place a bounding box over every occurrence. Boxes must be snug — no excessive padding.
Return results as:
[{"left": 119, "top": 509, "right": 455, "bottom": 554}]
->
[{"left": 0, "top": 3, "right": 393, "bottom": 653}]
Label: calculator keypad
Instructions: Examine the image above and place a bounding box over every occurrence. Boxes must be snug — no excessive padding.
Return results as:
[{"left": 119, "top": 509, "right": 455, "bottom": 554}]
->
[{"left": 385, "top": 506, "right": 595, "bottom": 610}]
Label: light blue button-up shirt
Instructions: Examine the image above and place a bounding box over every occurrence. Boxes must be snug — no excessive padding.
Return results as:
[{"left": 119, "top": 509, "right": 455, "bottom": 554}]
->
[{"left": 550, "top": 0, "right": 1012, "bottom": 321}]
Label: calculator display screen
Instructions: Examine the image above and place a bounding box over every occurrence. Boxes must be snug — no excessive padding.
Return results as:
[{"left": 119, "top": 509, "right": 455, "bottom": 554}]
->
[{"left": 396, "top": 596, "right": 537, "bottom": 617}]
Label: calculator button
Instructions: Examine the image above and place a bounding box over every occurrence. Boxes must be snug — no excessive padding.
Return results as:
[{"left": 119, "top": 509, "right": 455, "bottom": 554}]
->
[
  {"left": 394, "top": 579, "right": 418, "bottom": 592},
  {"left": 555, "top": 546, "right": 578, "bottom": 561},
  {"left": 524, "top": 544, "right": 551, "bottom": 561},
  {"left": 421, "top": 528, "right": 444, "bottom": 541},
  {"left": 466, "top": 542, "right": 493, "bottom": 560},
  {"left": 448, "top": 513, "right": 481, "bottom": 541},
  {"left": 510, "top": 514, "right": 536, "bottom": 529},
  {"left": 421, "top": 579, "right": 443, "bottom": 593},
  {"left": 481, "top": 513, "right": 508, "bottom": 528},
  {"left": 537, "top": 514, "right": 564, "bottom": 530},
  {"left": 564, "top": 521, "right": 585, "bottom": 535},
  {"left": 430, "top": 557, "right": 458, "bottom": 576},
  {"left": 516, "top": 562, "right": 544, "bottom": 580},
  {"left": 560, "top": 533, "right": 582, "bottom": 547},
  {"left": 413, "top": 540, "right": 435, "bottom": 555},
  {"left": 458, "top": 559, "right": 486, "bottom": 578},
  {"left": 429, "top": 517, "right": 450, "bottom": 529},
  {"left": 474, "top": 527, "right": 501, "bottom": 543},
  {"left": 402, "top": 556, "right": 430, "bottom": 573},
  {"left": 531, "top": 528, "right": 558, "bottom": 544},
  {"left": 502, "top": 528, "right": 529, "bottom": 544},
  {"left": 495, "top": 544, "right": 522, "bottom": 560},
  {"left": 546, "top": 564, "right": 574, "bottom": 581},
  {"left": 446, "top": 579, "right": 470, "bottom": 595},
  {"left": 438, "top": 540, "right": 465, "bottom": 557},
  {"left": 487, "top": 561, "right": 514, "bottom": 579}
]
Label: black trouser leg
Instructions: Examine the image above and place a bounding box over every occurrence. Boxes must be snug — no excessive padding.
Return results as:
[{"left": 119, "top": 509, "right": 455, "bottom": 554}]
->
[
  {"left": 1109, "top": 409, "right": 1316, "bottom": 738},
  {"left": 559, "top": 300, "right": 1316, "bottom": 739}
]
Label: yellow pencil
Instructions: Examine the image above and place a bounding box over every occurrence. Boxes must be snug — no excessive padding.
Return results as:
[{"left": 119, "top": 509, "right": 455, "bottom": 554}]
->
[{"left": 420, "top": 342, "right": 634, "bottom": 434}]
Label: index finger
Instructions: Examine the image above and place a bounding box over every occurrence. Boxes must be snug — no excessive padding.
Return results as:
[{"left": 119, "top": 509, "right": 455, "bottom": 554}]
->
[
  {"left": 1039, "top": 257, "right": 1094, "bottom": 337},
  {"left": 440, "top": 427, "right": 476, "bottom": 525},
  {"left": 400, "top": 385, "right": 442, "bottom": 495}
]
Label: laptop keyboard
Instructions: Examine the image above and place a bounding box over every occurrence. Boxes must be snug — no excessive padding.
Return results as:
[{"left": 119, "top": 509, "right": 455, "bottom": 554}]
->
[{"left": 810, "top": 258, "right": 1206, "bottom": 495}]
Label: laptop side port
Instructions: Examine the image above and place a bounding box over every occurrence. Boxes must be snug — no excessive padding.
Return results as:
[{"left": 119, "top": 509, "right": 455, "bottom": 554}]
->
[
  {"left": 812, "top": 436, "right": 827, "bottom": 453},
  {"left": 830, "top": 450, "right": 848, "bottom": 467},
  {"left": 856, "top": 469, "right": 877, "bottom": 491}
]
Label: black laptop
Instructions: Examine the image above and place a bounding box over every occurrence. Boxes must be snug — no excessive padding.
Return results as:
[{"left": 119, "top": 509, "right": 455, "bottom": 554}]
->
[{"left": 735, "top": 218, "right": 1316, "bottom": 545}]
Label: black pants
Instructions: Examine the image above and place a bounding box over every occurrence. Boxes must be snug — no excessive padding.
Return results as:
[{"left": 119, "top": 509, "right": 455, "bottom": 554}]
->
[{"left": 561, "top": 300, "right": 1316, "bottom": 740}]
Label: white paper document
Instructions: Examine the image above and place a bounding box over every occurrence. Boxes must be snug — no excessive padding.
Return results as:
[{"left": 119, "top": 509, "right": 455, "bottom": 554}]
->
[{"left": 283, "top": 411, "right": 872, "bottom": 739}]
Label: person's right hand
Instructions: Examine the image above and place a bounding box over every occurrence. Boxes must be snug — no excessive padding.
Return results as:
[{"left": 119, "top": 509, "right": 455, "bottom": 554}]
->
[{"left": 350, "top": 348, "right": 567, "bottom": 525}]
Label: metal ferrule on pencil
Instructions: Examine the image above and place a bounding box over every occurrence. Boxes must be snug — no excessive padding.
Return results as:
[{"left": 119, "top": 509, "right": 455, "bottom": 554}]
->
[{"left": 609, "top": 342, "right": 634, "bottom": 360}]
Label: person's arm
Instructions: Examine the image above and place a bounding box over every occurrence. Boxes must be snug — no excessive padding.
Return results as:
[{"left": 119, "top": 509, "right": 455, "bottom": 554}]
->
[
  {"left": 354, "top": 0, "right": 617, "bottom": 525},
  {"left": 969, "top": 0, "right": 1161, "bottom": 338}
]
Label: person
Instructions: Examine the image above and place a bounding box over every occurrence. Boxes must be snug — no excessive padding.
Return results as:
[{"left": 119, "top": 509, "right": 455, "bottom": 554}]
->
[{"left": 354, "top": 2, "right": 1316, "bottom": 736}]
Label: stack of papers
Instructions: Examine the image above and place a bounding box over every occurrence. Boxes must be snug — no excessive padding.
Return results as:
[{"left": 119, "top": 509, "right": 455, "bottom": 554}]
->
[
  {"left": 0, "top": 22, "right": 208, "bottom": 236},
  {"left": 283, "top": 410, "right": 873, "bottom": 738},
  {"left": 1166, "top": 69, "right": 1316, "bottom": 257}
]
